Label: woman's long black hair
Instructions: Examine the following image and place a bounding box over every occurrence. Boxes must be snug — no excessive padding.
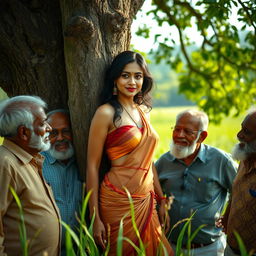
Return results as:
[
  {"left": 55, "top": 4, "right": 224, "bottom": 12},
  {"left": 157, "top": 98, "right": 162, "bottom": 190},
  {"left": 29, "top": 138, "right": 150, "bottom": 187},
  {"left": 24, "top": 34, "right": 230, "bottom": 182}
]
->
[{"left": 100, "top": 51, "right": 154, "bottom": 126}]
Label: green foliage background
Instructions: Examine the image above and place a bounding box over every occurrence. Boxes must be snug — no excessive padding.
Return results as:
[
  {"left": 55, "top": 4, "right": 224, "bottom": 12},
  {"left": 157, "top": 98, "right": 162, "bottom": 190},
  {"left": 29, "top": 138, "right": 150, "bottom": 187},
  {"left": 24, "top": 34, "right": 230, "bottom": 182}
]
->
[
  {"left": 151, "top": 106, "right": 244, "bottom": 160},
  {"left": 136, "top": 0, "right": 256, "bottom": 123}
]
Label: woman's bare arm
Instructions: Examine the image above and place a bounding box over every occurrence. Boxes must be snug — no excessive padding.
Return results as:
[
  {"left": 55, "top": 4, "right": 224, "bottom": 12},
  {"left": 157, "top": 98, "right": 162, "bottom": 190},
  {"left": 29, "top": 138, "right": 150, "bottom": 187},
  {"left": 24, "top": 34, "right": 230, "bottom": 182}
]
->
[{"left": 86, "top": 104, "right": 114, "bottom": 248}]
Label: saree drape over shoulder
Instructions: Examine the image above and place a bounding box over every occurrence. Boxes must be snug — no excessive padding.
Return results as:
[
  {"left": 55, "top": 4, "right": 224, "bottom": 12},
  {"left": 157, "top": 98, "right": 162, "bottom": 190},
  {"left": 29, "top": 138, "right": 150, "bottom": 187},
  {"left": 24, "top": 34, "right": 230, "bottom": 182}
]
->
[{"left": 100, "top": 107, "right": 173, "bottom": 256}]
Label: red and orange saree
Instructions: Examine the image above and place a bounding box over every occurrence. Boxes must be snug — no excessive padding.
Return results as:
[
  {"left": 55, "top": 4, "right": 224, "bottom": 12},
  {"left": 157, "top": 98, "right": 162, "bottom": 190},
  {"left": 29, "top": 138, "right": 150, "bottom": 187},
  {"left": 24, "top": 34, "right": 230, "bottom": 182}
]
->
[{"left": 100, "top": 107, "right": 173, "bottom": 256}]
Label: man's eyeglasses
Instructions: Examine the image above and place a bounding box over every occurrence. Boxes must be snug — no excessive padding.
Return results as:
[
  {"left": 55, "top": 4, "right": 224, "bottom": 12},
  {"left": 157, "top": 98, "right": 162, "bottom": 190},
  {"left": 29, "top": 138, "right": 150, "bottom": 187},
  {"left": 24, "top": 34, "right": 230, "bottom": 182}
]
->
[
  {"left": 49, "top": 128, "right": 72, "bottom": 139},
  {"left": 172, "top": 126, "right": 201, "bottom": 136}
]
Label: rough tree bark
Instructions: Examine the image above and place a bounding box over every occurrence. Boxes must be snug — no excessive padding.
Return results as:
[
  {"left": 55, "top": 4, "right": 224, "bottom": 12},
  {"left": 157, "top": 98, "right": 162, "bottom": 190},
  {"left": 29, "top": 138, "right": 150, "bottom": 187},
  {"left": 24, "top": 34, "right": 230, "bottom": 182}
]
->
[{"left": 0, "top": 0, "right": 145, "bottom": 178}]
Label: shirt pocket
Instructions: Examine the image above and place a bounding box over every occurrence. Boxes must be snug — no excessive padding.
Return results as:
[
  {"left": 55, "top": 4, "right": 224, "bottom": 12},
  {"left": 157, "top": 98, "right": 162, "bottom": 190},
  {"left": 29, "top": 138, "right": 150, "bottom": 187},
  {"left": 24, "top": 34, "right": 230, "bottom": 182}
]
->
[{"left": 191, "top": 176, "right": 218, "bottom": 203}]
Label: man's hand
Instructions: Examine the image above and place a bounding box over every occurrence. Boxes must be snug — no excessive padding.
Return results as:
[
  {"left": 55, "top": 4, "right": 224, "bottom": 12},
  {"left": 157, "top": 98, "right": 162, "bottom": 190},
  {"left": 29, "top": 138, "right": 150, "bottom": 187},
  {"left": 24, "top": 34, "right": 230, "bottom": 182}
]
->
[{"left": 215, "top": 216, "right": 227, "bottom": 234}]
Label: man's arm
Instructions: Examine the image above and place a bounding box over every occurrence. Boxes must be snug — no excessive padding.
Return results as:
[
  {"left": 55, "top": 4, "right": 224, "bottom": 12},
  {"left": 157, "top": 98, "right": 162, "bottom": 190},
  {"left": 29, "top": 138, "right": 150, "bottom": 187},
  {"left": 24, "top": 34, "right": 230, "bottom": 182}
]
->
[
  {"left": 0, "top": 164, "right": 16, "bottom": 256},
  {"left": 216, "top": 155, "right": 237, "bottom": 233},
  {"left": 215, "top": 198, "right": 231, "bottom": 233},
  {"left": 223, "top": 156, "right": 238, "bottom": 192}
]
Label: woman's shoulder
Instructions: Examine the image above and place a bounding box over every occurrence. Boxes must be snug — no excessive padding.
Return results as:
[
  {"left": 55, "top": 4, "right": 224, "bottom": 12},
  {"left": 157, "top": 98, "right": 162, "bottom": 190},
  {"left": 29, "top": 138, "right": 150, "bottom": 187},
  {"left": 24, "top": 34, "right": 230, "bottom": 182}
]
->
[{"left": 94, "top": 103, "right": 115, "bottom": 120}]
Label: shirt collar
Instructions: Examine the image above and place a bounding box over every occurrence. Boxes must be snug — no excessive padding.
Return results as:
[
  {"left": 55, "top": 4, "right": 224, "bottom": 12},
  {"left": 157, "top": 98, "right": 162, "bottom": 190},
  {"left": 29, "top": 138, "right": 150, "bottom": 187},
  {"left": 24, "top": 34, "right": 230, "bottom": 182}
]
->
[
  {"left": 197, "top": 144, "right": 207, "bottom": 163},
  {"left": 3, "top": 138, "right": 43, "bottom": 165},
  {"left": 169, "top": 144, "right": 206, "bottom": 163}
]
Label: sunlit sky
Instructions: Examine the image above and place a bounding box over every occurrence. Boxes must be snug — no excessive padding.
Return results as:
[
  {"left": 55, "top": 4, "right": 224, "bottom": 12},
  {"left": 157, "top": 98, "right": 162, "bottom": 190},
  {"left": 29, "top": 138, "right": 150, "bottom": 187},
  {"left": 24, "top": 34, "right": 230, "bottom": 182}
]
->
[
  {"left": 131, "top": 0, "right": 242, "bottom": 53},
  {"left": 131, "top": 0, "right": 203, "bottom": 52}
]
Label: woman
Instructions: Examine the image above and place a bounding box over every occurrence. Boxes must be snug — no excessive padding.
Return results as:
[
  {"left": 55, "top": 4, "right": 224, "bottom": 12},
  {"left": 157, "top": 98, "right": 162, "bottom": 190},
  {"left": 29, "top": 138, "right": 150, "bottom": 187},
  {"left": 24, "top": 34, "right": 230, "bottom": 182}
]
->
[{"left": 86, "top": 51, "right": 173, "bottom": 256}]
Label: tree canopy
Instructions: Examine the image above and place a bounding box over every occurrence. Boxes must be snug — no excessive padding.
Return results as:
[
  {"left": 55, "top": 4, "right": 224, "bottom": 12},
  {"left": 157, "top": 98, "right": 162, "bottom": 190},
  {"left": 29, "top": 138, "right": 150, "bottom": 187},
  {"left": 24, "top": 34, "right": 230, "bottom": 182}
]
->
[
  {"left": 136, "top": 0, "right": 256, "bottom": 123},
  {"left": 0, "top": 0, "right": 145, "bottom": 173}
]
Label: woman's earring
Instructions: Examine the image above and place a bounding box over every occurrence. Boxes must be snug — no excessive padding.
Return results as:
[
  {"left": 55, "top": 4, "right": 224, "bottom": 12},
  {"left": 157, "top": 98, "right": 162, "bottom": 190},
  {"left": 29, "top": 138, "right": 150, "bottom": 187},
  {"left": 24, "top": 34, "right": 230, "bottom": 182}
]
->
[{"left": 113, "top": 85, "right": 117, "bottom": 95}]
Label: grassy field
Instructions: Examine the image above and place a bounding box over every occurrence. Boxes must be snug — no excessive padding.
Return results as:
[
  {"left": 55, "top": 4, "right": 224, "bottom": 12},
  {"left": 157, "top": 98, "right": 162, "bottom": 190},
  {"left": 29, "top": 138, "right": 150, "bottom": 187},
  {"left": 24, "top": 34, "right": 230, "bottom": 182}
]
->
[{"left": 151, "top": 106, "right": 244, "bottom": 160}]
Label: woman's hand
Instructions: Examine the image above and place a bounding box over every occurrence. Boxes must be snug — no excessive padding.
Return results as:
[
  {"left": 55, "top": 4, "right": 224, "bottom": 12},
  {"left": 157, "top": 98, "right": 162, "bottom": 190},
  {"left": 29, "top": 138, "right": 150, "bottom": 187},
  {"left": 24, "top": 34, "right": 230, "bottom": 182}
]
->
[
  {"left": 93, "top": 218, "right": 107, "bottom": 249},
  {"left": 158, "top": 200, "right": 170, "bottom": 233},
  {"left": 158, "top": 195, "right": 174, "bottom": 233}
]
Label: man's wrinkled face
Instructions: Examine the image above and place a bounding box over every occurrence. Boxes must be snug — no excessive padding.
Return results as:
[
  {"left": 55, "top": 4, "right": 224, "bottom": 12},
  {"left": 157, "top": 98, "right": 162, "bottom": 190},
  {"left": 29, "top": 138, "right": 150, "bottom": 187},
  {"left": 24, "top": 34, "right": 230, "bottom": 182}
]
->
[
  {"left": 170, "top": 114, "right": 202, "bottom": 159},
  {"left": 232, "top": 112, "right": 256, "bottom": 161},
  {"left": 48, "top": 112, "right": 74, "bottom": 161},
  {"left": 28, "top": 106, "right": 51, "bottom": 152},
  {"left": 170, "top": 132, "right": 201, "bottom": 159}
]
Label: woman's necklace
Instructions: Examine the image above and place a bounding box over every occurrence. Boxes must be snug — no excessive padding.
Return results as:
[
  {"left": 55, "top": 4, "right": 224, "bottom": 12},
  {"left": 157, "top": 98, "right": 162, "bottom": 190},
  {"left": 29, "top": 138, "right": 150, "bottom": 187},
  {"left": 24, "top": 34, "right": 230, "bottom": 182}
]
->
[{"left": 122, "top": 105, "right": 141, "bottom": 128}]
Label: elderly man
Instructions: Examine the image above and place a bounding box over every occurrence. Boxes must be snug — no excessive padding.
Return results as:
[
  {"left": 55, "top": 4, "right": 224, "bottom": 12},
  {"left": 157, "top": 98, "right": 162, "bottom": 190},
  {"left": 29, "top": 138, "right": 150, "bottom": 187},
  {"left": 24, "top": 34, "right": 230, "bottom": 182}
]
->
[
  {"left": 41, "top": 109, "right": 83, "bottom": 256},
  {"left": 217, "top": 110, "right": 256, "bottom": 256},
  {"left": 0, "top": 95, "right": 61, "bottom": 256},
  {"left": 155, "top": 109, "right": 237, "bottom": 256}
]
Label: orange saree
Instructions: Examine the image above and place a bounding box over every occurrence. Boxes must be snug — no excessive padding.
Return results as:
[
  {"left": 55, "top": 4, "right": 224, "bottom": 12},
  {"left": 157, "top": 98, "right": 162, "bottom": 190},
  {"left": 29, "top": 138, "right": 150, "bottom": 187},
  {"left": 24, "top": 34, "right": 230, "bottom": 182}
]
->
[{"left": 100, "top": 107, "right": 173, "bottom": 256}]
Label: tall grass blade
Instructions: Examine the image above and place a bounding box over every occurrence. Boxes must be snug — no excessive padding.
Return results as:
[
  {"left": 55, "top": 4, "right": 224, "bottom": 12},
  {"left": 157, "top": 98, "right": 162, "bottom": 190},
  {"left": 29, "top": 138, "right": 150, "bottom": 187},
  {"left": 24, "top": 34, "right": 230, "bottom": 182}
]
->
[
  {"left": 81, "top": 221, "right": 100, "bottom": 256},
  {"left": 62, "top": 222, "right": 87, "bottom": 256},
  {"left": 117, "top": 215, "right": 124, "bottom": 256},
  {"left": 103, "top": 224, "right": 111, "bottom": 256},
  {"left": 175, "top": 218, "right": 190, "bottom": 256},
  {"left": 234, "top": 231, "right": 250, "bottom": 256},
  {"left": 65, "top": 230, "right": 76, "bottom": 256},
  {"left": 9, "top": 186, "right": 28, "bottom": 256},
  {"left": 78, "top": 190, "right": 92, "bottom": 255},
  {"left": 122, "top": 237, "right": 143, "bottom": 254},
  {"left": 156, "top": 239, "right": 169, "bottom": 256},
  {"left": 175, "top": 212, "right": 197, "bottom": 256},
  {"left": 123, "top": 187, "right": 146, "bottom": 254},
  {"left": 167, "top": 218, "right": 190, "bottom": 240}
]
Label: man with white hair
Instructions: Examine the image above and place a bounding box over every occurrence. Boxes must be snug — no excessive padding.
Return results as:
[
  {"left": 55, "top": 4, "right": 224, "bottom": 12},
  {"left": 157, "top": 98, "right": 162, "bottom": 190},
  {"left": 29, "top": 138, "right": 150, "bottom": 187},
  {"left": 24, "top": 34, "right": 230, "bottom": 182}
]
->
[
  {"left": 41, "top": 109, "right": 83, "bottom": 256},
  {"left": 217, "top": 110, "right": 256, "bottom": 256},
  {"left": 0, "top": 95, "right": 61, "bottom": 256},
  {"left": 155, "top": 109, "right": 237, "bottom": 256}
]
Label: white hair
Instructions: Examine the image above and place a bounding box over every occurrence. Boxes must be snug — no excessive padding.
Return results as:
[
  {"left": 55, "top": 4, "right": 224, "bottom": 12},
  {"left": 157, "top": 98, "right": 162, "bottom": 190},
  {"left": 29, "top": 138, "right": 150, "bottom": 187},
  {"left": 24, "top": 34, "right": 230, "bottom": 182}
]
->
[
  {"left": 47, "top": 108, "right": 69, "bottom": 118},
  {"left": 176, "top": 109, "right": 209, "bottom": 131},
  {"left": 0, "top": 95, "right": 47, "bottom": 137}
]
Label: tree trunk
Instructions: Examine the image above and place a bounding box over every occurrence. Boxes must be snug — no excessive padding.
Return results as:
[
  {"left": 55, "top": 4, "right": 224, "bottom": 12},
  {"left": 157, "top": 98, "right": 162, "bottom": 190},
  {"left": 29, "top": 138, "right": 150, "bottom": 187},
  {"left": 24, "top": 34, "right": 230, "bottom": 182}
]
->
[{"left": 0, "top": 0, "right": 145, "bottom": 178}]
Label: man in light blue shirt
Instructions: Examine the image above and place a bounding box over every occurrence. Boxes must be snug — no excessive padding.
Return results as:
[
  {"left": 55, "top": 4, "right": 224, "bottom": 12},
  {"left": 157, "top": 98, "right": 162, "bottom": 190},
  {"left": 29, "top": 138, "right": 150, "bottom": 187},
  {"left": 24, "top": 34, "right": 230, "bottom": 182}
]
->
[
  {"left": 42, "top": 109, "right": 83, "bottom": 256},
  {"left": 155, "top": 110, "right": 237, "bottom": 256}
]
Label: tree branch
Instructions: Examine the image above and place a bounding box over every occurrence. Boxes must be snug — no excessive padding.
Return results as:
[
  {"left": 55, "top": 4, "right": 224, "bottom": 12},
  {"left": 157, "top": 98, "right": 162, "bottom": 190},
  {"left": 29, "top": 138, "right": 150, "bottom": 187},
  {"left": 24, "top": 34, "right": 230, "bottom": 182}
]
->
[{"left": 237, "top": 0, "right": 256, "bottom": 33}]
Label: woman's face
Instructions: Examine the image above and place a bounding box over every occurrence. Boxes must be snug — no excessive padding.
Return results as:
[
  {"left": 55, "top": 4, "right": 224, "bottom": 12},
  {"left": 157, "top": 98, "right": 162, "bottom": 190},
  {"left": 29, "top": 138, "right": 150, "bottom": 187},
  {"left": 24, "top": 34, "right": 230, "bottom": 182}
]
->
[{"left": 115, "top": 61, "right": 144, "bottom": 99}]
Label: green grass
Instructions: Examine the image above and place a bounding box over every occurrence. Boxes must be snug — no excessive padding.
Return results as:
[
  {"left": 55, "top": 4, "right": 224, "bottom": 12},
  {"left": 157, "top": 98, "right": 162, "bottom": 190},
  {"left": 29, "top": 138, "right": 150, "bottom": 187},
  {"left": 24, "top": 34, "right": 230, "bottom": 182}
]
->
[
  {"left": 10, "top": 183, "right": 252, "bottom": 256},
  {"left": 151, "top": 106, "right": 244, "bottom": 160}
]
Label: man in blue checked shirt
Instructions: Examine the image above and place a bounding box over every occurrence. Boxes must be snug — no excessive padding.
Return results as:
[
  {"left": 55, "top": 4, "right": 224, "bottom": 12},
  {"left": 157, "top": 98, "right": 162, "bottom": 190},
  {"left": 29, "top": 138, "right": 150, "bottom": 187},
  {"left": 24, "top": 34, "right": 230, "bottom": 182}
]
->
[
  {"left": 42, "top": 109, "right": 83, "bottom": 256},
  {"left": 155, "top": 110, "right": 237, "bottom": 256}
]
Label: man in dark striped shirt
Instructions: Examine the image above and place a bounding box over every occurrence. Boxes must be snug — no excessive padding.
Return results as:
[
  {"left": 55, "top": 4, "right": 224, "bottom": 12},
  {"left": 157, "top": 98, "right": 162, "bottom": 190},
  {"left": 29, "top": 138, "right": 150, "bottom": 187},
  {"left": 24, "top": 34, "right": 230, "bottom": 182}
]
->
[{"left": 219, "top": 110, "right": 256, "bottom": 256}]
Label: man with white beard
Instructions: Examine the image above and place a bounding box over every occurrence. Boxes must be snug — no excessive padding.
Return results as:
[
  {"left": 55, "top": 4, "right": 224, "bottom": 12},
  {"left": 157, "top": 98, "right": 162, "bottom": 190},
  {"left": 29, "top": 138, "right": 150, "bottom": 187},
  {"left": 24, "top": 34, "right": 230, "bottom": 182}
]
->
[
  {"left": 155, "top": 110, "right": 237, "bottom": 256},
  {"left": 41, "top": 109, "right": 83, "bottom": 256},
  {"left": 216, "top": 111, "right": 256, "bottom": 256},
  {"left": 0, "top": 95, "right": 61, "bottom": 256}
]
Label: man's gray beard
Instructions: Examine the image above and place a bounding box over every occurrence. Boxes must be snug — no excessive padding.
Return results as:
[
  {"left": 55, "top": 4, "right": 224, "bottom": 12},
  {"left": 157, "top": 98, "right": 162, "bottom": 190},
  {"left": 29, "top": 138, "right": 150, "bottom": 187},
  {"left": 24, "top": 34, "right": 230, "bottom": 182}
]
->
[
  {"left": 48, "top": 140, "right": 74, "bottom": 161},
  {"left": 29, "top": 130, "right": 51, "bottom": 152},
  {"left": 232, "top": 140, "right": 256, "bottom": 161},
  {"left": 170, "top": 139, "right": 198, "bottom": 159}
]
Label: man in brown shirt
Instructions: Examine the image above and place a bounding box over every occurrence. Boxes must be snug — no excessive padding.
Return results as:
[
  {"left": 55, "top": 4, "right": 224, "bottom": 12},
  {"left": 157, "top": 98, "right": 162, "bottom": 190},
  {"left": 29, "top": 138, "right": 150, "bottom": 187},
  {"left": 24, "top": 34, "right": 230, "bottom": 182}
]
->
[
  {"left": 0, "top": 96, "right": 61, "bottom": 256},
  {"left": 217, "top": 110, "right": 256, "bottom": 256}
]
